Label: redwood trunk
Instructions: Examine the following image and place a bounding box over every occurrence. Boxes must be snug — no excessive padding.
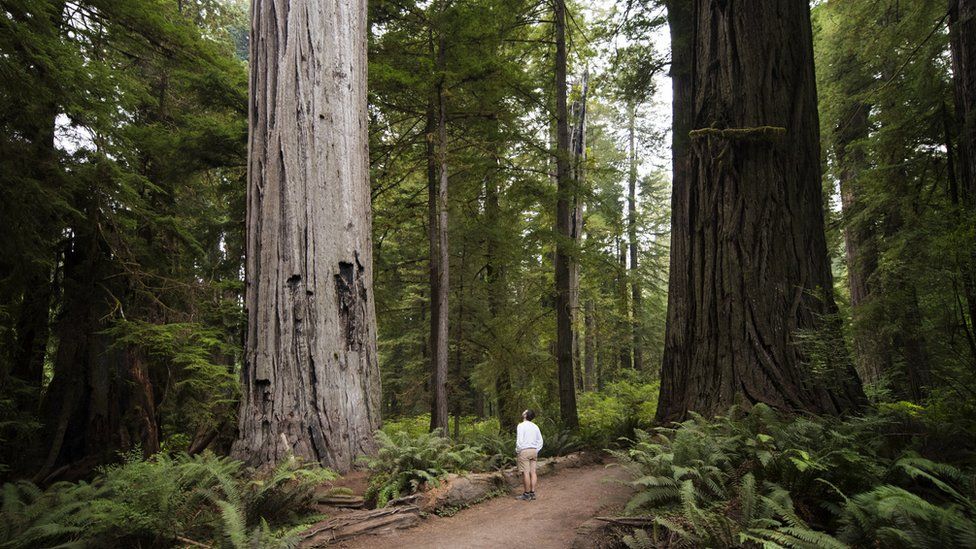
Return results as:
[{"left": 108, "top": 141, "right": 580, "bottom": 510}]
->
[
  {"left": 233, "top": 0, "right": 380, "bottom": 473},
  {"left": 949, "top": 0, "right": 976, "bottom": 338},
  {"left": 583, "top": 299, "right": 596, "bottom": 391},
  {"left": 627, "top": 103, "right": 643, "bottom": 372},
  {"left": 427, "top": 35, "right": 450, "bottom": 433},
  {"left": 553, "top": 0, "right": 578, "bottom": 430},
  {"left": 485, "top": 165, "right": 515, "bottom": 430},
  {"left": 835, "top": 102, "right": 887, "bottom": 384},
  {"left": 657, "top": 0, "right": 865, "bottom": 422},
  {"left": 950, "top": 0, "right": 976, "bottom": 207},
  {"left": 618, "top": 240, "right": 631, "bottom": 370},
  {"left": 658, "top": 0, "right": 694, "bottom": 419}
]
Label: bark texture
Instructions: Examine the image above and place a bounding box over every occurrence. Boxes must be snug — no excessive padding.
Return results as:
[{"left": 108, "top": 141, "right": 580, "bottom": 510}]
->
[
  {"left": 835, "top": 101, "right": 887, "bottom": 384},
  {"left": 485, "top": 159, "right": 515, "bottom": 430},
  {"left": 659, "top": 0, "right": 693, "bottom": 417},
  {"left": 950, "top": 0, "right": 976, "bottom": 207},
  {"left": 949, "top": 0, "right": 976, "bottom": 342},
  {"left": 234, "top": 0, "right": 380, "bottom": 472},
  {"left": 627, "top": 103, "right": 643, "bottom": 372},
  {"left": 553, "top": 0, "right": 578, "bottom": 430},
  {"left": 426, "top": 40, "right": 450, "bottom": 433},
  {"left": 38, "top": 216, "right": 158, "bottom": 481},
  {"left": 656, "top": 0, "right": 865, "bottom": 422}
]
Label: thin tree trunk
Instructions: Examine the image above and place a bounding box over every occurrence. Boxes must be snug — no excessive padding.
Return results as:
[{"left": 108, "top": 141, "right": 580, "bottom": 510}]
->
[
  {"left": 657, "top": 0, "right": 865, "bottom": 422},
  {"left": 485, "top": 160, "right": 514, "bottom": 430},
  {"left": 452, "top": 245, "right": 466, "bottom": 439},
  {"left": 233, "top": 0, "right": 380, "bottom": 473},
  {"left": 617, "top": 239, "right": 631, "bottom": 370},
  {"left": 428, "top": 33, "right": 450, "bottom": 434},
  {"left": 12, "top": 261, "right": 54, "bottom": 387},
  {"left": 835, "top": 101, "right": 886, "bottom": 384},
  {"left": 11, "top": 1, "right": 63, "bottom": 389},
  {"left": 950, "top": 0, "right": 976, "bottom": 207},
  {"left": 658, "top": 0, "right": 694, "bottom": 418},
  {"left": 584, "top": 298, "right": 596, "bottom": 391},
  {"left": 948, "top": 0, "right": 976, "bottom": 340},
  {"left": 553, "top": 0, "right": 578, "bottom": 430},
  {"left": 570, "top": 72, "right": 588, "bottom": 394},
  {"left": 627, "top": 102, "right": 643, "bottom": 372}
]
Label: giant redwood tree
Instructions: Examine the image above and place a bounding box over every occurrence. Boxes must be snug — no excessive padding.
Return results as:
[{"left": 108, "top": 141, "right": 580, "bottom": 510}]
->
[
  {"left": 233, "top": 0, "right": 381, "bottom": 472},
  {"left": 657, "top": 0, "right": 865, "bottom": 422}
]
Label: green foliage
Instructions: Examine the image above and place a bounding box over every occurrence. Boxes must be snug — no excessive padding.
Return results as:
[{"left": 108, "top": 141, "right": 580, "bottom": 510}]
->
[
  {"left": 577, "top": 375, "right": 659, "bottom": 447},
  {"left": 0, "top": 451, "right": 333, "bottom": 548},
  {"left": 363, "top": 430, "right": 484, "bottom": 508},
  {"left": 614, "top": 405, "right": 976, "bottom": 548}
]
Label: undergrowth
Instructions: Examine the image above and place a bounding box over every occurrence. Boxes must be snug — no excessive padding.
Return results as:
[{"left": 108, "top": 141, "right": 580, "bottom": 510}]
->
[
  {"left": 0, "top": 451, "right": 335, "bottom": 549},
  {"left": 613, "top": 404, "right": 976, "bottom": 548},
  {"left": 362, "top": 429, "right": 483, "bottom": 507}
]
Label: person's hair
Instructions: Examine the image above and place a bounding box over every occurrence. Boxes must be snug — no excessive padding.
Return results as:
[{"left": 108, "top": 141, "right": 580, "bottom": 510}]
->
[{"left": 523, "top": 409, "right": 536, "bottom": 421}]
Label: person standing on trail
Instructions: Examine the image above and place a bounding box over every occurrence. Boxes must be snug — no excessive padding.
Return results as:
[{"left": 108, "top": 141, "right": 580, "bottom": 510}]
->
[{"left": 515, "top": 409, "right": 543, "bottom": 501}]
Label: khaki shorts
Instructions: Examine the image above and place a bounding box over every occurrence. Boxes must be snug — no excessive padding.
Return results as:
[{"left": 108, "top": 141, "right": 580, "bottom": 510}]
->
[{"left": 517, "top": 448, "right": 538, "bottom": 473}]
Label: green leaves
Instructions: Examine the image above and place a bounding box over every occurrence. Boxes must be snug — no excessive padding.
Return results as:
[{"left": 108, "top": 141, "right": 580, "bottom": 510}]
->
[
  {"left": 364, "top": 429, "right": 486, "bottom": 508},
  {"left": 0, "top": 452, "right": 333, "bottom": 548},
  {"left": 614, "top": 406, "right": 976, "bottom": 548}
]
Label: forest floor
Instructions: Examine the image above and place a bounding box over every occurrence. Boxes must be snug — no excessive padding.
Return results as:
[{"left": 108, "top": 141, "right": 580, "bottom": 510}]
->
[{"left": 337, "top": 461, "right": 633, "bottom": 549}]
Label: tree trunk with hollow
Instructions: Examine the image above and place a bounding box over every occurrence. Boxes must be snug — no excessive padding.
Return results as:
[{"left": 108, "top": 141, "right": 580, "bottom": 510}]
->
[{"left": 233, "top": 0, "right": 380, "bottom": 473}]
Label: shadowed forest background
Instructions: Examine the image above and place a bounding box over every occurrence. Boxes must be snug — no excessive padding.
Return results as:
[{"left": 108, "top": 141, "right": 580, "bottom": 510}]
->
[{"left": 1, "top": 0, "right": 976, "bottom": 547}]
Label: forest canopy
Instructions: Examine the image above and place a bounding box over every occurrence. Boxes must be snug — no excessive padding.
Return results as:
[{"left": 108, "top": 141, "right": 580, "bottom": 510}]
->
[{"left": 1, "top": 0, "right": 975, "bottom": 547}]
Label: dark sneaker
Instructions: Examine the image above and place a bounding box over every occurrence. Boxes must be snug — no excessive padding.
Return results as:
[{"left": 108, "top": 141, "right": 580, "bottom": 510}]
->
[
  {"left": 529, "top": 492, "right": 536, "bottom": 500},
  {"left": 516, "top": 492, "right": 532, "bottom": 501}
]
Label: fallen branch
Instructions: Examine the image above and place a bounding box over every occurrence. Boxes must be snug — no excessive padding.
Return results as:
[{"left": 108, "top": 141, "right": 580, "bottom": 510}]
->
[
  {"left": 594, "top": 516, "right": 657, "bottom": 527},
  {"left": 298, "top": 506, "right": 421, "bottom": 547},
  {"left": 689, "top": 126, "right": 786, "bottom": 141}
]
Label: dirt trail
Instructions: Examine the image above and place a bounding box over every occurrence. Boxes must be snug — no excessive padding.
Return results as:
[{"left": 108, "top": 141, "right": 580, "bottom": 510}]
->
[{"left": 339, "top": 461, "right": 633, "bottom": 549}]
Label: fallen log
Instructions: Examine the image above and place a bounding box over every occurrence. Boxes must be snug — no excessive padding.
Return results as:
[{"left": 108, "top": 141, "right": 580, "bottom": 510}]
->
[
  {"left": 298, "top": 506, "right": 421, "bottom": 547},
  {"left": 316, "top": 494, "right": 365, "bottom": 509}
]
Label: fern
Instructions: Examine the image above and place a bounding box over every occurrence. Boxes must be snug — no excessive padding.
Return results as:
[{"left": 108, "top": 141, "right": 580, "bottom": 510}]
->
[
  {"left": 613, "top": 405, "right": 976, "bottom": 548},
  {"left": 0, "top": 451, "right": 334, "bottom": 548},
  {"left": 364, "top": 429, "right": 486, "bottom": 507}
]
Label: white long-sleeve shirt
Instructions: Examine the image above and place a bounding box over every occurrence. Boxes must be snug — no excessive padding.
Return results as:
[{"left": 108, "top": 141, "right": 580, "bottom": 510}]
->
[{"left": 516, "top": 420, "right": 544, "bottom": 453}]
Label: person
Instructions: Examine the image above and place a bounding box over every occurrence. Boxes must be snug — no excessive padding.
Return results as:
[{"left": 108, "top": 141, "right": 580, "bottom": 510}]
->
[{"left": 515, "top": 409, "right": 543, "bottom": 501}]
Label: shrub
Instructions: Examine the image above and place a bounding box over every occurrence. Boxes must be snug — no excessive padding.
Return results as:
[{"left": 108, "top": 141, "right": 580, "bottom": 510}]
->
[
  {"left": 0, "top": 451, "right": 334, "bottom": 548},
  {"left": 613, "top": 405, "right": 976, "bottom": 548},
  {"left": 578, "top": 375, "right": 659, "bottom": 448},
  {"left": 363, "top": 429, "right": 484, "bottom": 507}
]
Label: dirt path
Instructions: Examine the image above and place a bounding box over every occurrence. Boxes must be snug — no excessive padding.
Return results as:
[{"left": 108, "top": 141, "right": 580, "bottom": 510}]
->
[{"left": 339, "top": 462, "right": 633, "bottom": 549}]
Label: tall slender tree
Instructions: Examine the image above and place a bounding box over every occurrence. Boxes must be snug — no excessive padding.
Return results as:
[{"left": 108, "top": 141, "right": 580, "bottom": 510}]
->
[
  {"left": 626, "top": 103, "right": 643, "bottom": 372},
  {"left": 427, "top": 26, "right": 450, "bottom": 433},
  {"left": 949, "top": 0, "right": 976, "bottom": 332},
  {"left": 233, "top": 0, "right": 380, "bottom": 472},
  {"left": 553, "top": 0, "right": 579, "bottom": 429},
  {"left": 657, "top": 0, "right": 865, "bottom": 422}
]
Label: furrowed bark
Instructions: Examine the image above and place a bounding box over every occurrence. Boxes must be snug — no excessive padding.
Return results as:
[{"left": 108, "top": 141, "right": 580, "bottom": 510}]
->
[
  {"left": 233, "top": 0, "right": 380, "bottom": 473},
  {"left": 657, "top": 0, "right": 694, "bottom": 422},
  {"left": 657, "top": 0, "right": 866, "bottom": 422},
  {"left": 427, "top": 31, "right": 450, "bottom": 434},
  {"left": 553, "top": 0, "right": 578, "bottom": 430}
]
